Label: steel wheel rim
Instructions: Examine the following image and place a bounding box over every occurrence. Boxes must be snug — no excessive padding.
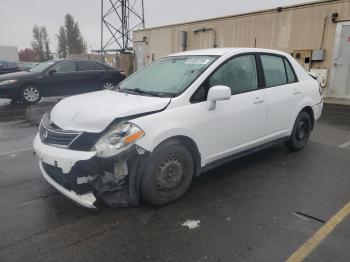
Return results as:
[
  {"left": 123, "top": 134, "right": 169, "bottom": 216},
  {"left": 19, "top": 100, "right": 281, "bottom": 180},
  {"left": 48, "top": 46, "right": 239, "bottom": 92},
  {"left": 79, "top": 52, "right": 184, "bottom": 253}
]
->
[
  {"left": 155, "top": 156, "right": 184, "bottom": 193},
  {"left": 103, "top": 82, "right": 114, "bottom": 89},
  {"left": 23, "top": 87, "right": 39, "bottom": 102}
]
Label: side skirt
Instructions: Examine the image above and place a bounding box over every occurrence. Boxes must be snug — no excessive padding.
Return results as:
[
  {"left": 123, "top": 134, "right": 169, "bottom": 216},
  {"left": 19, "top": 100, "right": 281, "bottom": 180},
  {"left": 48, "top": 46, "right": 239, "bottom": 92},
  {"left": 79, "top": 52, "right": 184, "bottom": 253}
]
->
[{"left": 200, "top": 137, "right": 289, "bottom": 174}]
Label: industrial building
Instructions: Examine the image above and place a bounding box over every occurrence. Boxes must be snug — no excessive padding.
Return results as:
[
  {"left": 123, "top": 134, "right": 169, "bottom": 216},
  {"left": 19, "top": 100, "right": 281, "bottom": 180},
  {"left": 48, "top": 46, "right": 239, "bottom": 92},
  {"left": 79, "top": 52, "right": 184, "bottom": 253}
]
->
[
  {"left": 0, "top": 45, "right": 19, "bottom": 62},
  {"left": 133, "top": 0, "right": 350, "bottom": 99}
]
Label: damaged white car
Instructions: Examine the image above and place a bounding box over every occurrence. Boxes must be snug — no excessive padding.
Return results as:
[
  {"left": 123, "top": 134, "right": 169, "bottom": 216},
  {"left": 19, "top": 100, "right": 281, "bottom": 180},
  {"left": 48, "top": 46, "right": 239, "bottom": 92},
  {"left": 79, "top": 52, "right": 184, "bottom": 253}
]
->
[{"left": 33, "top": 48, "right": 323, "bottom": 209}]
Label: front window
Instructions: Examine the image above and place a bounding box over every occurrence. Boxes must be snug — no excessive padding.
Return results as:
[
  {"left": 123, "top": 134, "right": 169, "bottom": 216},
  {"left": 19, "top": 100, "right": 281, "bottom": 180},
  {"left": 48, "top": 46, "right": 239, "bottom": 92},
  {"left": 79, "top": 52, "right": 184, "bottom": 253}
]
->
[
  {"left": 208, "top": 55, "right": 258, "bottom": 95},
  {"left": 29, "top": 61, "right": 56, "bottom": 73},
  {"left": 119, "top": 55, "right": 218, "bottom": 97}
]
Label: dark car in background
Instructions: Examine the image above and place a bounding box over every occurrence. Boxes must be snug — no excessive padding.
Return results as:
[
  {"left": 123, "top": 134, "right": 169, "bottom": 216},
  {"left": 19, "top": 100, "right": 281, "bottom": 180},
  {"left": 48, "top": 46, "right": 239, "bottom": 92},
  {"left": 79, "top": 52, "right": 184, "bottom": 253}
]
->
[
  {"left": 0, "top": 59, "right": 126, "bottom": 104},
  {"left": 0, "top": 60, "right": 21, "bottom": 75}
]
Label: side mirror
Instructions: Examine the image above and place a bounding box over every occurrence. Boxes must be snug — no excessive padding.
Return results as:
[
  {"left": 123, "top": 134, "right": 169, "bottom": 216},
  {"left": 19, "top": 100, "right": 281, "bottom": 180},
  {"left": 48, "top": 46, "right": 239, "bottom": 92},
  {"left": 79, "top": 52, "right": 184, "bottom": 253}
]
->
[
  {"left": 207, "top": 85, "right": 231, "bottom": 110},
  {"left": 48, "top": 68, "right": 56, "bottom": 75}
]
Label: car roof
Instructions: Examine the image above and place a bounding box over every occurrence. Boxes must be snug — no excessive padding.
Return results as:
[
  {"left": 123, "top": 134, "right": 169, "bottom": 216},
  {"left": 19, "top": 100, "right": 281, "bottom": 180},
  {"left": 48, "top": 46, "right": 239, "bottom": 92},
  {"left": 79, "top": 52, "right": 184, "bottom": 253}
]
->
[
  {"left": 167, "top": 48, "right": 290, "bottom": 57},
  {"left": 51, "top": 58, "right": 102, "bottom": 63}
]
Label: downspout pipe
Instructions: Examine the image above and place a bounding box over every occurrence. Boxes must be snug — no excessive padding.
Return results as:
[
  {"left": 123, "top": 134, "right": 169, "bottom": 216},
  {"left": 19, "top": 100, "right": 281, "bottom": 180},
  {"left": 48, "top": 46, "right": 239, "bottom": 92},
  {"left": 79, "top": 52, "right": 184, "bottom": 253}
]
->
[{"left": 194, "top": 27, "right": 218, "bottom": 48}]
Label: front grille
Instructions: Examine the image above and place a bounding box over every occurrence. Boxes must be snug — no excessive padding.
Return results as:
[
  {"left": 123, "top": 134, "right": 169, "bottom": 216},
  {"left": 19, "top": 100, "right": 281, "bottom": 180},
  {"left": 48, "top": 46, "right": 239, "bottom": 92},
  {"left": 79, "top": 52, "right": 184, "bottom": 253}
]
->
[{"left": 39, "top": 113, "right": 81, "bottom": 148}]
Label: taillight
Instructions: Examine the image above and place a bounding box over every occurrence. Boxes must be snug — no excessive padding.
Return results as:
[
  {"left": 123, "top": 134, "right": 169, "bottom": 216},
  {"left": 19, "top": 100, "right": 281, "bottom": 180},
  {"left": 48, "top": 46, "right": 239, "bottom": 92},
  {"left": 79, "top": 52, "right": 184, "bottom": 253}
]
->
[{"left": 317, "top": 80, "right": 322, "bottom": 96}]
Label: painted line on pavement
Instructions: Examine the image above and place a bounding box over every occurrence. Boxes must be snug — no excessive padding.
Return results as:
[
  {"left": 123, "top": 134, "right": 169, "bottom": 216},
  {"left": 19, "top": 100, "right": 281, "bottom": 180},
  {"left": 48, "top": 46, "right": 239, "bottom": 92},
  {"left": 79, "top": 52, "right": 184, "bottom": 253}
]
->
[
  {"left": 339, "top": 139, "right": 350, "bottom": 149},
  {"left": 0, "top": 148, "right": 34, "bottom": 156},
  {"left": 287, "top": 201, "right": 350, "bottom": 262}
]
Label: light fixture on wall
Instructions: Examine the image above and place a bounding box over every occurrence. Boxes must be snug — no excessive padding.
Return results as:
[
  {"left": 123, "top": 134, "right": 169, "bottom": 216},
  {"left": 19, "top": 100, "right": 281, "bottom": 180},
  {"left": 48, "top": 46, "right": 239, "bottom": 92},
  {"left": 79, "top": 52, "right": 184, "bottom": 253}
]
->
[{"left": 332, "top": 12, "right": 339, "bottom": 23}]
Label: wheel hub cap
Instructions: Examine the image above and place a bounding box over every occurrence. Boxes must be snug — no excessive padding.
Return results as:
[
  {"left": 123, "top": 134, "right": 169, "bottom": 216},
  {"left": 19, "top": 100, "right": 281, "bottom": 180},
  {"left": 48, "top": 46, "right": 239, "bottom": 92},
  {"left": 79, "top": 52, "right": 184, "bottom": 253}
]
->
[
  {"left": 103, "top": 83, "right": 114, "bottom": 89},
  {"left": 23, "top": 87, "right": 39, "bottom": 102}
]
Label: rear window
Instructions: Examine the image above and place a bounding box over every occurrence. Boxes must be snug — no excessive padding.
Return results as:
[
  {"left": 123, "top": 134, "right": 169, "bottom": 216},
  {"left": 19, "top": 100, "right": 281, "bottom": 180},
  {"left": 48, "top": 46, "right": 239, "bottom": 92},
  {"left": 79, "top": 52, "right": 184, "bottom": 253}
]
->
[{"left": 77, "top": 61, "right": 104, "bottom": 71}]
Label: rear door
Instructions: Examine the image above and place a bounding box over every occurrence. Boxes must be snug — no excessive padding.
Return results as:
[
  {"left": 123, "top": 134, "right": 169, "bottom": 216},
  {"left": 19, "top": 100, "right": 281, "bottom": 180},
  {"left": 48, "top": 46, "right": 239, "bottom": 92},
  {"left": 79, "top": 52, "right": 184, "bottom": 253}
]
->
[
  {"left": 75, "top": 61, "right": 105, "bottom": 93},
  {"left": 192, "top": 54, "right": 267, "bottom": 163},
  {"left": 260, "top": 54, "right": 300, "bottom": 136}
]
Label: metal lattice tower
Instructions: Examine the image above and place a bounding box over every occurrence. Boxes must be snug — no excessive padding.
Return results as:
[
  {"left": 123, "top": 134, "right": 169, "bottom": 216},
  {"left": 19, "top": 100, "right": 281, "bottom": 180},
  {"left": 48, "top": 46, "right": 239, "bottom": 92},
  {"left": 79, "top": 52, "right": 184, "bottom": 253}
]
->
[{"left": 100, "top": 0, "right": 145, "bottom": 53}]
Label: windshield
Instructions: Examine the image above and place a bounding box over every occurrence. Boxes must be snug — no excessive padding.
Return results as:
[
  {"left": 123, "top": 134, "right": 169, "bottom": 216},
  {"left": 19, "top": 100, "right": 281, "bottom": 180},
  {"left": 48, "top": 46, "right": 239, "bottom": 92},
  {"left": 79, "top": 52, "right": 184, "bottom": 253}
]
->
[
  {"left": 119, "top": 55, "right": 218, "bottom": 97},
  {"left": 29, "top": 61, "right": 56, "bottom": 73}
]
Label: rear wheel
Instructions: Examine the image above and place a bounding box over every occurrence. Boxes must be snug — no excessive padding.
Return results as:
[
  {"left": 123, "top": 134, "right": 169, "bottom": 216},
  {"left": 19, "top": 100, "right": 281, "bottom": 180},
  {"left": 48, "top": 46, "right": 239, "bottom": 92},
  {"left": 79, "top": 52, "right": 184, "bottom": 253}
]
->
[
  {"left": 102, "top": 81, "right": 116, "bottom": 90},
  {"left": 141, "top": 144, "right": 194, "bottom": 205},
  {"left": 20, "top": 85, "right": 41, "bottom": 104},
  {"left": 285, "top": 111, "right": 311, "bottom": 151}
]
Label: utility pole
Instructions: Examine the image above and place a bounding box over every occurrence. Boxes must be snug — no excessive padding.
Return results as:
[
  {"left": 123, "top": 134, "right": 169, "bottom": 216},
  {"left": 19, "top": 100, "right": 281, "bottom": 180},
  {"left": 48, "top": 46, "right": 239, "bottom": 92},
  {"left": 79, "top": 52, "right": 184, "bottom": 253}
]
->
[
  {"left": 99, "top": 0, "right": 145, "bottom": 54},
  {"left": 100, "top": 0, "right": 104, "bottom": 62}
]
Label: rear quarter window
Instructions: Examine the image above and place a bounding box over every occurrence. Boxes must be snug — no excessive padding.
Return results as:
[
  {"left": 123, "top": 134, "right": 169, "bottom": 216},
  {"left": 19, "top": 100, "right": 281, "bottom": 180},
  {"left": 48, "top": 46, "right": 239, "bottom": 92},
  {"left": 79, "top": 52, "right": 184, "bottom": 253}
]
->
[{"left": 284, "top": 58, "right": 297, "bottom": 83}]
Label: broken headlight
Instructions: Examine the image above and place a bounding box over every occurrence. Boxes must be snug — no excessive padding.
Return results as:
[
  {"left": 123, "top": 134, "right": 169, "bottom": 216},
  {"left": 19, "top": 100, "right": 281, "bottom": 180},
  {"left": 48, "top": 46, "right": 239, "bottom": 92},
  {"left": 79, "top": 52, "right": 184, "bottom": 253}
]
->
[{"left": 93, "top": 122, "right": 145, "bottom": 158}]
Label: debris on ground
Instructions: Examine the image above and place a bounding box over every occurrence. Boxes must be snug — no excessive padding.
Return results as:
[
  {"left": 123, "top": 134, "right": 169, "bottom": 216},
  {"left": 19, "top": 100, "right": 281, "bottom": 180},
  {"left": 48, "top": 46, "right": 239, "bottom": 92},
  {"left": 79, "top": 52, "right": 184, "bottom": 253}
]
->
[{"left": 182, "top": 219, "right": 200, "bottom": 229}]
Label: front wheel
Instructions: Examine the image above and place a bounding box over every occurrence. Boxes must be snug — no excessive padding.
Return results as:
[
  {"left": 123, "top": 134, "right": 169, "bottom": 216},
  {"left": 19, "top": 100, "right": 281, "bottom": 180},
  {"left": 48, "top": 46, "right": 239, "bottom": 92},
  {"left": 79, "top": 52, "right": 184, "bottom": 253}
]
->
[
  {"left": 141, "top": 144, "right": 194, "bottom": 205},
  {"left": 285, "top": 111, "right": 312, "bottom": 151},
  {"left": 20, "top": 85, "right": 41, "bottom": 104}
]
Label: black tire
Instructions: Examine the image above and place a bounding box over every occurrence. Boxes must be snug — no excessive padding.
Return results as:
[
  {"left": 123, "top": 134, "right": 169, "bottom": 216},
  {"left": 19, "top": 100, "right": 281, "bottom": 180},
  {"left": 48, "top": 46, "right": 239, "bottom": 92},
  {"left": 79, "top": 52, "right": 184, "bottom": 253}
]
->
[
  {"left": 285, "top": 111, "right": 312, "bottom": 151},
  {"left": 141, "top": 144, "right": 194, "bottom": 205},
  {"left": 20, "top": 84, "right": 41, "bottom": 104}
]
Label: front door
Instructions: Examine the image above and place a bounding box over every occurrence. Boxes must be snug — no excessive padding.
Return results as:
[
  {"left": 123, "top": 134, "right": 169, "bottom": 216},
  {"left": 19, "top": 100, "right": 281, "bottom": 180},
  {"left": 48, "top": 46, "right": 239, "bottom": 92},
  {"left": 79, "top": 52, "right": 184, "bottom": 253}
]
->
[
  {"left": 333, "top": 24, "right": 350, "bottom": 99},
  {"left": 134, "top": 42, "right": 146, "bottom": 70},
  {"left": 42, "top": 61, "right": 79, "bottom": 96},
  {"left": 192, "top": 54, "right": 266, "bottom": 164}
]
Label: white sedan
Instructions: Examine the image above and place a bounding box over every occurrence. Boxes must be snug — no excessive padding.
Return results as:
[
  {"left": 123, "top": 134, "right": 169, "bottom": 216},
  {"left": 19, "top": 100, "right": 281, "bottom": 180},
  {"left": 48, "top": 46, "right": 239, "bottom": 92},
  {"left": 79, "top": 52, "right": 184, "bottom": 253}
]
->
[{"left": 34, "top": 48, "right": 323, "bottom": 209}]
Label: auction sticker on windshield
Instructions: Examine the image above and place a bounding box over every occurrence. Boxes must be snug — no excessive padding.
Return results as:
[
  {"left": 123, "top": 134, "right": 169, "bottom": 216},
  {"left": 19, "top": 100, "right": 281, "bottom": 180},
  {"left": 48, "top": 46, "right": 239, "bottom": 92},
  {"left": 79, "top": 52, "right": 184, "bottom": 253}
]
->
[{"left": 185, "top": 59, "right": 211, "bottom": 65}]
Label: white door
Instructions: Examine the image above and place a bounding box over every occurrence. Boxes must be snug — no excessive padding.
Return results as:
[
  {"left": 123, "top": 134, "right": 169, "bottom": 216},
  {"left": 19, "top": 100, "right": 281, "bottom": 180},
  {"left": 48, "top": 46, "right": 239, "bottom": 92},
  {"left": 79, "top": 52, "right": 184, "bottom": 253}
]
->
[
  {"left": 192, "top": 54, "right": 266, "bottom": 163},
  {"left": 333, "top": 24, "right": 350, "bottom": 99},
  {"left": 260, "top": 54, "right": 301, "bottom": 135},
  {"left": 134, "top": 42, "right": 146, "bottom": 71}
]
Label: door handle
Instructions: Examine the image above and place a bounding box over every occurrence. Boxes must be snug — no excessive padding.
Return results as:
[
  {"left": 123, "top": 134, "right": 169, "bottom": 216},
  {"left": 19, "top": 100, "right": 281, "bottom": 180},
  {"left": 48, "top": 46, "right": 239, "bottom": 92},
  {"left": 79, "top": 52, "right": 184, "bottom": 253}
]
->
[
  {"left": 253, "top": 97, "right": 264, "bottom": 104},
  {"left": 292, "top": 88, "right": 301, "bottom": 95}
]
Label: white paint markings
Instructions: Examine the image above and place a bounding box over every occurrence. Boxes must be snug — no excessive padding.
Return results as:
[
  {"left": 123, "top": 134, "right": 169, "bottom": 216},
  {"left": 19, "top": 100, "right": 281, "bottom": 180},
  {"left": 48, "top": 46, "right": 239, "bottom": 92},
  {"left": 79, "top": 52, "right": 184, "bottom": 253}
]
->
[
  {"left": 339, "top": 139, "right": 350, "bottom": 149},
  {"left": 0, "top": 148, "right": 34, "bottom": 157}
]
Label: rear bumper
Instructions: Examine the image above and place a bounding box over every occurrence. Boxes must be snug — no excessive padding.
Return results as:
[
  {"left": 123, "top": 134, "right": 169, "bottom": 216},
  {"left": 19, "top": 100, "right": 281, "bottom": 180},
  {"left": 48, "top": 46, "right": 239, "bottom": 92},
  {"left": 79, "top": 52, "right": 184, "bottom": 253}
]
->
[{"left": 313, "top": 100, "right": 323, "bottom": 121}]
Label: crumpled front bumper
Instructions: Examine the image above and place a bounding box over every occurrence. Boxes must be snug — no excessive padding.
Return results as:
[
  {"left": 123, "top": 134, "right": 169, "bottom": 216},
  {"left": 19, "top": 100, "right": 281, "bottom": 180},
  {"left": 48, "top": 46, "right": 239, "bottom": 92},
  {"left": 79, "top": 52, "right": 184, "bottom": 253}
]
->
[
  {"left": 33, "top": 134, "right": 148, "bottom": 209},
  {"left": 39, "top": 161, "right": 98, "bottom": 209}
]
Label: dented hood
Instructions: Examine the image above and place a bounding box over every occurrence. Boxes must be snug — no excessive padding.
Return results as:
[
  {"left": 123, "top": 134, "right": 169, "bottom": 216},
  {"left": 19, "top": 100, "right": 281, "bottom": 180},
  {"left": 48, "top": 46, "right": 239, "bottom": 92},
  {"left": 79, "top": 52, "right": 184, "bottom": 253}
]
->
[{"left": 50, "top": 90, "right": 170, "bottom": 133}]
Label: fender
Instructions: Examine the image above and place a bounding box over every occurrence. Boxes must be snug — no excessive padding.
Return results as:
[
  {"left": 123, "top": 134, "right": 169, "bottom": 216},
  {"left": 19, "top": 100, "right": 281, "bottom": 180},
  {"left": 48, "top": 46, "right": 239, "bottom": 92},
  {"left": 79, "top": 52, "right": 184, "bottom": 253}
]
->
[
  {"left": 288, "top": 97, "right": 315, "bottom": 132},
  {"left": 135, "top": 125, "right": 204, "bottom": 165}
]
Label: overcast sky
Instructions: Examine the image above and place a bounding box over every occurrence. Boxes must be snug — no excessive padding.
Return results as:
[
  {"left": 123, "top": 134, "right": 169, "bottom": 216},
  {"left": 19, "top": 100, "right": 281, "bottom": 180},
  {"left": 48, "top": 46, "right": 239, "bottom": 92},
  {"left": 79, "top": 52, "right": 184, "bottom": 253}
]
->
[{"left": 0, "top": 0, "right": 315, "bottom": 52}]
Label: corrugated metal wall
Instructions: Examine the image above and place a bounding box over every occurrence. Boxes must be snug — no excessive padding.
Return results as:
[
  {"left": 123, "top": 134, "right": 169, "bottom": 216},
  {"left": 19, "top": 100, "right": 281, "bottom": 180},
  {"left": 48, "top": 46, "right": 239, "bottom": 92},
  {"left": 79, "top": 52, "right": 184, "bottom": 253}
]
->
[{"left": 134, "top": 0, "right": 350, "bottom": 71}]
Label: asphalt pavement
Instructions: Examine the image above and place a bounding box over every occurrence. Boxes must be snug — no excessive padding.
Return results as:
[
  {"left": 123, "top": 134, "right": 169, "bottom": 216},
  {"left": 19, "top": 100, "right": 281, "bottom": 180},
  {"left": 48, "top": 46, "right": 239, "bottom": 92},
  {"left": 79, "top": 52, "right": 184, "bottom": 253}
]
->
[{"left": 0, "top": 97, "right": 350, "bottom": 262}]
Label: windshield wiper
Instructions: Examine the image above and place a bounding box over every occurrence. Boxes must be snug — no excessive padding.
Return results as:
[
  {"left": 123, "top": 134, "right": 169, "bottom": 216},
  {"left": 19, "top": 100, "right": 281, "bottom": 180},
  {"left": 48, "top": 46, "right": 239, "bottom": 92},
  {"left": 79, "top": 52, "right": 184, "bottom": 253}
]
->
[{"left": 122, "top": 88, "right": 162, "bottom": 97}]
